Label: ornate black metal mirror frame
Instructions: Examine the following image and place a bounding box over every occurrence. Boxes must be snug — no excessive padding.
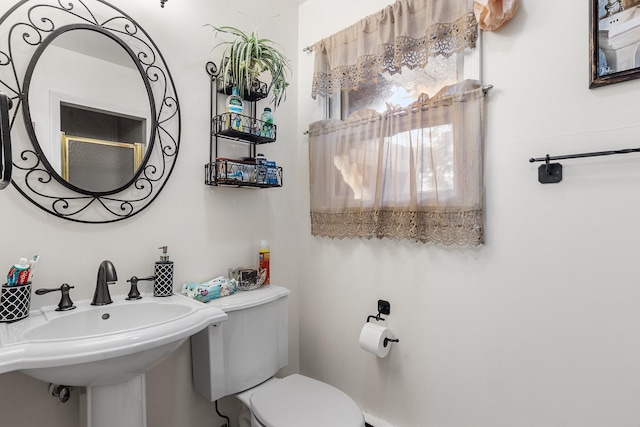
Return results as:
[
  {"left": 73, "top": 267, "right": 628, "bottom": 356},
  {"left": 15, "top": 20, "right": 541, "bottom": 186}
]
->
[{"left": 0, "top": 0, "right": 180, "bottom": 223}]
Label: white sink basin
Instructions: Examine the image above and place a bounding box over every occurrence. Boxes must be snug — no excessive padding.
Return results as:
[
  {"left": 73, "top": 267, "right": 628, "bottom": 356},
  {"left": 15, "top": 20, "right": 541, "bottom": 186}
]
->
[
  {"left": 0, "top": 293, "right": 227, "bottom": 386},
  {"left": 22, "top": 300, "right": 191, "bottom": 341}
]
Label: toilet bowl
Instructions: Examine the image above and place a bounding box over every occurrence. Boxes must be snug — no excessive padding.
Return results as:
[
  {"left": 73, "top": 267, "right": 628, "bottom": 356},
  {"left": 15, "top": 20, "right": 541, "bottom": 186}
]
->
[
  {"left": 190, "top": 285, "right": 364, "bottom": 427},
  {"left": 236, "top": 375, "right": 364, "bottom": 427}
]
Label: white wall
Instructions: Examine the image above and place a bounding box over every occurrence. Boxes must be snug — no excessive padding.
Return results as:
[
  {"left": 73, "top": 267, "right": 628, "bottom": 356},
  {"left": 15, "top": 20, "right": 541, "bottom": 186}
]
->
[
  {"left": 298, "top": 1, "right": 640, "bottom": 427},
  {"left": 5, "top": 1, "right": 640, "bottom": 426},
  {"left": 0, "top": 0, "right": 300, "bottom": 426}
]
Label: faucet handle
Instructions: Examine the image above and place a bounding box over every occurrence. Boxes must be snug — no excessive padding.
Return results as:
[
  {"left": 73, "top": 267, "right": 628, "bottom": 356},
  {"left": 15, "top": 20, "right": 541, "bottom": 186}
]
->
[
  {"left": 126, "top": 275, "right": 155, "bottom": 300},
  {"left": 35, "top": 283, "right": 76, "bottom": 311}
]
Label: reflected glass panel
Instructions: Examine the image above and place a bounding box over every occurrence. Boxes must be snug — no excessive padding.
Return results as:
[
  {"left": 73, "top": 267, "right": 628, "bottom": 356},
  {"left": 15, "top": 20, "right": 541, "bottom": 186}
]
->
[{"left": 61, "top": 134, "right": 143, "bottom": 192}]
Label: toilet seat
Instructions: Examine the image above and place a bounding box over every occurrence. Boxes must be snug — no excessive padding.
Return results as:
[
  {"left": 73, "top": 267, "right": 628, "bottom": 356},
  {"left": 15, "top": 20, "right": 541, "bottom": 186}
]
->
[{"left": 249, "top": 374, "right": 364, "bottom": 427}]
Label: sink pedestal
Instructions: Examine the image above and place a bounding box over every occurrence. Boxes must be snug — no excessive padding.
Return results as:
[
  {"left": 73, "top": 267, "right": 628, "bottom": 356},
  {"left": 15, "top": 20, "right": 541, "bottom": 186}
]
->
[{"left": 80, "top": 374, "right": 147, "bottom": 427}]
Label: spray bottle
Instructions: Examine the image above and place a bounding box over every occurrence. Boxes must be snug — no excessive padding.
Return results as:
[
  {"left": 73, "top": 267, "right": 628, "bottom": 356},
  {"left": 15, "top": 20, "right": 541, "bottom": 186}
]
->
[{"left": 259, "top": 240, "right": 270, "bottom": 286}]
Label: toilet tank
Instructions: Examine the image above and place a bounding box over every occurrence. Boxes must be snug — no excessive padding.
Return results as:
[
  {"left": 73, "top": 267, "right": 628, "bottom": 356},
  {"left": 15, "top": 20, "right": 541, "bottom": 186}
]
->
[{"left": 191, "top": 285, "right": 290, "bottom": 402}]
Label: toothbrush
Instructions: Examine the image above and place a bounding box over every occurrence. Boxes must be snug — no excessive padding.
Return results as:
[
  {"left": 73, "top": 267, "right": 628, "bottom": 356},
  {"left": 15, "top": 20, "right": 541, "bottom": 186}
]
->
[{"left": 28, "top": 255, "right": 39, "bottom": 281}]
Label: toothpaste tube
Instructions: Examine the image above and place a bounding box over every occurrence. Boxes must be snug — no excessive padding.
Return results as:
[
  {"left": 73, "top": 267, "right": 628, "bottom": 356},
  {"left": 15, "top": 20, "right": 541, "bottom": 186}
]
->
[{"left": 7, "top": 258, "right": 31, "bottom": 286}]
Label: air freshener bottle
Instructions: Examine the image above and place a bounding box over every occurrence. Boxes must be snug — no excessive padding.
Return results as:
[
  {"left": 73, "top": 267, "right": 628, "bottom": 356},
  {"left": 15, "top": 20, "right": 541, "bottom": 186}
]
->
[
  {"left": 226, "top": 86, "right": 244, "bottom": 131},
  {"left": 154, "top": 246, "right": 173, "bottom": 297},
  {"left": 259, "top": 240, "right": 270, "bottom": 286}
]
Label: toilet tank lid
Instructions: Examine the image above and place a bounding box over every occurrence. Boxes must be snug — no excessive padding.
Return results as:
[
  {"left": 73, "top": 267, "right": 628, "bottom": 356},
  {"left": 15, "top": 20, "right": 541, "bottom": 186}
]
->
[
  {"left": 202, "top": 285, "right": 290, "bottom": 312},
  {"left": 250, "top": 374, "right": 364, "bottom": 427}
]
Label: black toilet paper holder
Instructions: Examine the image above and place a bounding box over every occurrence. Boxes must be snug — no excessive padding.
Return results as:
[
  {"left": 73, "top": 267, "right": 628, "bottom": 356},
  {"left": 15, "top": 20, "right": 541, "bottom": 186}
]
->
[
  {"left": 384, "top": 337, "right": 399, "bottom": 347},
  {"left": 366, "top": 299, "right": 391, "bottom": 323},
  {"left": 366, "top": 299, "right": 399, "bottom": 347}
]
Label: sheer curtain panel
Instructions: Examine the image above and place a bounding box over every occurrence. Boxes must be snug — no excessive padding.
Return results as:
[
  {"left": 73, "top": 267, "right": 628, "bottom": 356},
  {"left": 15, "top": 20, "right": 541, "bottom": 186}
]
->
[{"left": 309, "top": 82, "right": 484, "bottom": 245}]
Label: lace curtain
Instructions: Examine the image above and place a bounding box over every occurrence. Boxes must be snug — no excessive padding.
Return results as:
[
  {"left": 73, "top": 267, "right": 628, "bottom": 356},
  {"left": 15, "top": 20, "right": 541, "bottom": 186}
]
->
[
  {"left": 308, "top": 0, "right": 485, "bottom": 245},
  {"left": 311, "top": 0, "right": 478, "bottom": 99},
  {"left": 309, "top": 81, "right": 485, "bottom": 245}
]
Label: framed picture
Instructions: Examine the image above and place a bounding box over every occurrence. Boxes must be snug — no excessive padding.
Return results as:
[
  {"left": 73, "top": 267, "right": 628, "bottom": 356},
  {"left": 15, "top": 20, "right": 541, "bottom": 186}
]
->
[{"left": 590, "top": 0, "right": 640, "bottom": 88}]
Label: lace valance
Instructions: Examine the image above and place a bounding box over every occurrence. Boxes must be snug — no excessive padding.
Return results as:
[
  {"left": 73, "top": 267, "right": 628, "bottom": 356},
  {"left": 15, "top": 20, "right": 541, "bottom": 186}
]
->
[{"left": 311, "top": 0, "right": 478, "bottom": 99}]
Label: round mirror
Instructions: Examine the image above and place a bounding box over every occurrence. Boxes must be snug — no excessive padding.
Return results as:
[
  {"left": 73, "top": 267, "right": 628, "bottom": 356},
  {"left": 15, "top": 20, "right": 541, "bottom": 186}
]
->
[
  {"left": 1, "top": 0, "right": 180, "bottom": 223},
  {"left": 24, "top": 26, "right": 153, "bottom": 194}
]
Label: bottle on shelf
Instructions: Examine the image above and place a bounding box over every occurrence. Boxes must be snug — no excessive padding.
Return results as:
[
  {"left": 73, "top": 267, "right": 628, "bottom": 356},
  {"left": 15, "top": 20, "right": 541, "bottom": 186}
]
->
[
  {"left": 256, "top": 153, "right": 267, "bottom": 184},
  {"left": 260, "top": 107, "right": 274, "bottom": 138},
  {"left": 226, "top": 86, "right": 244, "bottom": 131}
]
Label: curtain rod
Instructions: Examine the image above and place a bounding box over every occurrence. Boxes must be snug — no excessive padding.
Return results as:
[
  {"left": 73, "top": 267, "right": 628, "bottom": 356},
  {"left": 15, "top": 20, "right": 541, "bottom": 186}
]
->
[
  {"left": 302, "top": 85, "right": 493, "bottom": 135},
  {"left": 529, "top": 147, "right": 640, "bottom": 184}
]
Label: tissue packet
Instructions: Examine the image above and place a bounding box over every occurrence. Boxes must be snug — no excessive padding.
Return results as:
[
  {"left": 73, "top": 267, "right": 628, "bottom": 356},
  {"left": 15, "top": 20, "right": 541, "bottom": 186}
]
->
[{"left": 181, "top": 276, "right": 238, "bottom": 303}]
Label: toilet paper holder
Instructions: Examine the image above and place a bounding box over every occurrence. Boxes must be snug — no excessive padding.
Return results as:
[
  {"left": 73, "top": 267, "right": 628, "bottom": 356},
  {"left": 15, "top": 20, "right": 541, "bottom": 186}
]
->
[
  {"left": 366, "top": 299, "right": 391, "bottom": 323},
  {"left": 366, "top": 299, "right": 399, "bottom": 347},
  {"left": 384, "top": 337, "right": 399, "bottom": 347}
]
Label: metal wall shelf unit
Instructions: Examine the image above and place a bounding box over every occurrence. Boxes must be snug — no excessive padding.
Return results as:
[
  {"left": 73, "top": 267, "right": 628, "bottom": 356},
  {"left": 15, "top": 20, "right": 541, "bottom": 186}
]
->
[{"left": 204, "top": 61, "right": 282, "bottom": 188}]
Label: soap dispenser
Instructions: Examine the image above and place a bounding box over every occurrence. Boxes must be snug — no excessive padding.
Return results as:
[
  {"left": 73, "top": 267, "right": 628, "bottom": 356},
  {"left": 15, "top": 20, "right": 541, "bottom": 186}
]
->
[{"left": 154, "top": 246, "right": 173, "bottom": 297}]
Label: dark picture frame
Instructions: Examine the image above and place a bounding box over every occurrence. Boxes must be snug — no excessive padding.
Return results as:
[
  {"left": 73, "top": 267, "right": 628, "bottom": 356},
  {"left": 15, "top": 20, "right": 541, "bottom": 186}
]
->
[{"left": 590, "top": 0, "right": 640, "bottom": 88}]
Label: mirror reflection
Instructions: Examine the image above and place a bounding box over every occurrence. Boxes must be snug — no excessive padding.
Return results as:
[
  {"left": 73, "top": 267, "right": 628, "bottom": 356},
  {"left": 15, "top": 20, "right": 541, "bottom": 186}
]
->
[{"left": 27, "top": 29, "right": 151, "bottom": 193}]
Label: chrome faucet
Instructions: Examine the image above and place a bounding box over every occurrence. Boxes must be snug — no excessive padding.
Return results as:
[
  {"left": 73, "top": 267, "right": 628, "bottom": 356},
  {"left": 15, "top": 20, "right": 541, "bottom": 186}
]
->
[{"left": 91, "top": 260, "right": 117, "bottom": 305}]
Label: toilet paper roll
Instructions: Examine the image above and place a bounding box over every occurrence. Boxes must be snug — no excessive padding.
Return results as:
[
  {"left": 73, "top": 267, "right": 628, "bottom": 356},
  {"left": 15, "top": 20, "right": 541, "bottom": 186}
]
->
[{"left": 359, "top": 322, "right": 393, "bottom": 358}]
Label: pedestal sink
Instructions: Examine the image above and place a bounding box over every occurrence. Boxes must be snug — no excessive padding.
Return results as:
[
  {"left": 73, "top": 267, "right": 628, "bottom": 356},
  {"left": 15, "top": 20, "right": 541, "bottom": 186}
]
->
[{"left": 0, "top": 293, "right": 227, "bottom": 427}]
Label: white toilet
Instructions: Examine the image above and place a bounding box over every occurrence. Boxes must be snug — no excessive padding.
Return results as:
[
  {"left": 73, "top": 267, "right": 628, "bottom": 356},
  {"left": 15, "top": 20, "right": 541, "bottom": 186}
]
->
[{"left": 191, "top": 285, "right": 365, "bottom": 427}]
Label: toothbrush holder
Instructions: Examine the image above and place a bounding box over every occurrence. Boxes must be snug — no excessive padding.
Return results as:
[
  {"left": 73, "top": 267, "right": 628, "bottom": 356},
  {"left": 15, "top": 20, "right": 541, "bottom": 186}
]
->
[{"left": 0, "top": 282, "right": 31, "bottom": 323}]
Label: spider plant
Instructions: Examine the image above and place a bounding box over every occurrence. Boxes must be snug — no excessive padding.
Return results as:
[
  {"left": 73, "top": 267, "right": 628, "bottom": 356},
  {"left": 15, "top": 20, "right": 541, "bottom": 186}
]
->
[{"left": 208, "top": 24, "right": 291, "bottom": 109}]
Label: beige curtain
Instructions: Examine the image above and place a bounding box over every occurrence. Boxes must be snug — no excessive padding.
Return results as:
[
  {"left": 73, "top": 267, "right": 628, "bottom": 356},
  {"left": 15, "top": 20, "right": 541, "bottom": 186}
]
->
[
  {"left": 311, "top": 0, "right": 478, "bottom": 99},
  {"left": 309, "top": 81, "right": 485, "bottom": 245},
  {"left": 309, "top": 0, "right": 485, "bottom": 246}
]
